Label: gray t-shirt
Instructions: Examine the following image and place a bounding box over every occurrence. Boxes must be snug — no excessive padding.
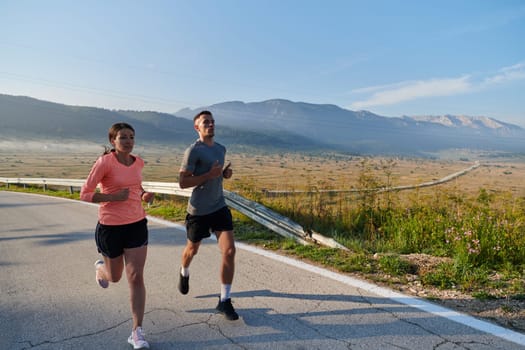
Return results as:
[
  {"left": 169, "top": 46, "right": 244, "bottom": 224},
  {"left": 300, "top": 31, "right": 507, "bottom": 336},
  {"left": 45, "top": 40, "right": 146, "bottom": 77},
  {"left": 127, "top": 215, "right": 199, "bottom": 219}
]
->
[{"left": 180, "top": 140, "right": 227, "bottom": 215}]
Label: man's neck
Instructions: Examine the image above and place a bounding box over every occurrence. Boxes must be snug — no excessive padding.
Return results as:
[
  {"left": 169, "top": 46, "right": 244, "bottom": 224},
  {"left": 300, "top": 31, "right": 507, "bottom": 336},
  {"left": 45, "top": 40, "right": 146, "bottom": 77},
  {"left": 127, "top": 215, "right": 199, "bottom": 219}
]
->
[{"left": 200, "top": 136, "right": 214, "bottom": 146}]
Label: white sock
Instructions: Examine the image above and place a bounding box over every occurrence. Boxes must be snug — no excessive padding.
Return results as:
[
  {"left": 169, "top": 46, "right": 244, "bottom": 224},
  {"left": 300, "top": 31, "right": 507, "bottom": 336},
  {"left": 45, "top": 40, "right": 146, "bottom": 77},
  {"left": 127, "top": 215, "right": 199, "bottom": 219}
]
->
[
  {"left": 220, "top": 284, "right": 232, "bottom": 301},
  {"left": 181, "top": 267, "right": 189, "bottom": 277}
]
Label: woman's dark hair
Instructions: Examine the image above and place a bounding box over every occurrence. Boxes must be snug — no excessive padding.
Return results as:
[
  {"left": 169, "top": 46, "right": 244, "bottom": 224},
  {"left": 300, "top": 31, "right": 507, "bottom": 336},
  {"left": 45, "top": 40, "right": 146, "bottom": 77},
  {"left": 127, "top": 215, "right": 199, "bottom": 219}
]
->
[{"left": 103, "top": 122, "right": 135, "bottom": 155}]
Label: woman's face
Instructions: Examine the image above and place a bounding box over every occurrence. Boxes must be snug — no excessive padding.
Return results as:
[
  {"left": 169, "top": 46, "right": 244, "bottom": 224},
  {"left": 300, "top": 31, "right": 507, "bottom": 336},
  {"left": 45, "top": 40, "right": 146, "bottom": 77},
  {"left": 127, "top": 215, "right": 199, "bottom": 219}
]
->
[{"left": 111, "top": 128, "right": 135, "bottom": 153}]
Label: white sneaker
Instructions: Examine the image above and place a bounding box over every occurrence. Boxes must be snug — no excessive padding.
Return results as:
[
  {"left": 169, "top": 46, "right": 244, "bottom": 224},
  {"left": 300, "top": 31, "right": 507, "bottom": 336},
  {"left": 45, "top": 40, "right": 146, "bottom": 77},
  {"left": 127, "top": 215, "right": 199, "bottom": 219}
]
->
[
  {"left": 94, "top": 260, "right": 109, "bottom": 289},
  {"left": 127, "top": 326, "right": 150, "bottom": 349}
]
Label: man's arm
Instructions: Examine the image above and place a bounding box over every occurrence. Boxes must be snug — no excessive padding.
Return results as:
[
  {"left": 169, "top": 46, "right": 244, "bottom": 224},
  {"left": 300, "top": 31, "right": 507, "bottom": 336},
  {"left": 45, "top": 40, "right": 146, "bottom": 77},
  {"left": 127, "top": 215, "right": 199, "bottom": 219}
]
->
[
  {"left": 179, "top": 161, "right": 224, "bottom": 189},
  {"left": 179, "top": 170, "right": 206, "bottom": 189}
]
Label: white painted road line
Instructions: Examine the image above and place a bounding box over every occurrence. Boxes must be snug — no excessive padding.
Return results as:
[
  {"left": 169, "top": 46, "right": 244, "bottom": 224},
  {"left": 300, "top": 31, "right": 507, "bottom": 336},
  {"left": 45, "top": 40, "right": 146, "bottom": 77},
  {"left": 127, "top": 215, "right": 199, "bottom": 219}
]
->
[{"left": 148, "top": 215, "right": 525, "bottom": 347}]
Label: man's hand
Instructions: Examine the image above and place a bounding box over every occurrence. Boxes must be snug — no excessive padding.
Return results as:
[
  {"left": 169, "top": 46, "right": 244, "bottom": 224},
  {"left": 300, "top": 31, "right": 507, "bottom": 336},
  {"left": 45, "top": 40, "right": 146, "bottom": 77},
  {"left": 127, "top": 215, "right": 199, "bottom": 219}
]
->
[
  {"left": 223, "top": 162, "right": 232, "bottom": 179},
  {"left": 208, "top": 160, "right": 223, "bottom": 179}
]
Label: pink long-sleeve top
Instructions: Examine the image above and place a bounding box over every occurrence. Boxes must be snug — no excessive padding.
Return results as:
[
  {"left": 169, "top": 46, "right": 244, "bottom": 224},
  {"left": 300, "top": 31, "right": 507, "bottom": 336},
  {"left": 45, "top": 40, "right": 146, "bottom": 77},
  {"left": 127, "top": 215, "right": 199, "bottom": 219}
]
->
[{"left": 80, "top": 152, "right": 146, "bottom": 225}]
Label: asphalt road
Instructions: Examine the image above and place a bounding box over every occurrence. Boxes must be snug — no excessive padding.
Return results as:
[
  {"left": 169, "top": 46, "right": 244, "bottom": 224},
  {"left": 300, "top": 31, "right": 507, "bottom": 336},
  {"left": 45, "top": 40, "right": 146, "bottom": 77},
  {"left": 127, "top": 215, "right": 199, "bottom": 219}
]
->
[{"left": 1, "top": 191, "right": 524, "bottom": 350}]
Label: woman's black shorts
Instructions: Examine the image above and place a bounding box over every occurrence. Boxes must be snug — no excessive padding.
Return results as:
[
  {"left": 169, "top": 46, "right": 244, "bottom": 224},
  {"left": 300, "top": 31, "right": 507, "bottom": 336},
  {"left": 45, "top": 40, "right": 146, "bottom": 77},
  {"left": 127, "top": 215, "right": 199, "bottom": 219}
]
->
[{"left": 95, "top": 218, "right": 148, "bottom": 258}]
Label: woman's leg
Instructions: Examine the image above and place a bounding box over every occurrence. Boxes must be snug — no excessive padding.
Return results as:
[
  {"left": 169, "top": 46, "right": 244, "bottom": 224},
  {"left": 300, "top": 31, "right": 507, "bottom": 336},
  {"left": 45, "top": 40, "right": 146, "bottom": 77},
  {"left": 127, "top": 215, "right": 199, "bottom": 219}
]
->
[
  {"left": 124, "top": 245, "right": 148, "bottom": 329},
  {"left": 96, "top": 255, "right": 125, "bottom": 284}
]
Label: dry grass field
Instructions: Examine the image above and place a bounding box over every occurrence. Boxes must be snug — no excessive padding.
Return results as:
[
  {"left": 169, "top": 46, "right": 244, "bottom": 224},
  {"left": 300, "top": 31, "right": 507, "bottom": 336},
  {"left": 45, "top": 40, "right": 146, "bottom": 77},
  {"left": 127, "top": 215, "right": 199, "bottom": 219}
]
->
[{"left": 2, "top": 143, "right": 525, "bottom": 198}]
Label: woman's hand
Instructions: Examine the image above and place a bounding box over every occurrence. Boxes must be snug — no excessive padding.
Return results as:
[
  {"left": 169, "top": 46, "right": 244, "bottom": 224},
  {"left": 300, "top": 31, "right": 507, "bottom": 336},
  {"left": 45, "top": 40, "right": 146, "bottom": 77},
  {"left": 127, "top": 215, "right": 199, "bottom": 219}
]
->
[
  {"left": 142, "top": 191, "right": 154, "bottom": 204},
  {"left": 112, "top": 188, "right": 129, "bottom": 201}
]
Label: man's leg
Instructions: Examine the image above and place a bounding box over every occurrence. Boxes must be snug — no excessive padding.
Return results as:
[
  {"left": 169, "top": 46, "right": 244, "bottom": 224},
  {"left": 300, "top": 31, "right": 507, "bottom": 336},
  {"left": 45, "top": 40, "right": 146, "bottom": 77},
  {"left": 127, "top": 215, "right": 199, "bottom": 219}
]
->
[
  {"left": 216, "top": 230, "right": 235, "bottom": 286},
  {"left": 178, "top": 240, "right": 201, "bottom": 294},
  {"left": 215, "top": 230, "right": 239, "bottom": 320}
]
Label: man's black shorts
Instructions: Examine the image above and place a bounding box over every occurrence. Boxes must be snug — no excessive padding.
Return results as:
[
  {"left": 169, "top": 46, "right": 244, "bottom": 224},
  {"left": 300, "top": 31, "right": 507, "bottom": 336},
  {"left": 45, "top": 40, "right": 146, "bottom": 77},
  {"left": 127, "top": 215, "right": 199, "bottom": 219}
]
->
[
  {"left": 95, "top": 218, "right": 148, "bottom": 258},
  {"left": 185, "top": 206, "right": 233, "bottom": 243}
]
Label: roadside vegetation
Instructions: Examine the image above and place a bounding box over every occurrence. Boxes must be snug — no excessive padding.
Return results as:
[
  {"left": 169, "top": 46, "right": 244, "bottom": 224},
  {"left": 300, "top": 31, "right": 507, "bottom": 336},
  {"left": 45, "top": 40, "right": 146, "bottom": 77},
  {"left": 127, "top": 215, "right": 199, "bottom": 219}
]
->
[
  {"left": 3, "top": 157, "right": 524, "bottom": 303},
  {"left": 228, "top": 158, "right": 525, "bottom": 304}
]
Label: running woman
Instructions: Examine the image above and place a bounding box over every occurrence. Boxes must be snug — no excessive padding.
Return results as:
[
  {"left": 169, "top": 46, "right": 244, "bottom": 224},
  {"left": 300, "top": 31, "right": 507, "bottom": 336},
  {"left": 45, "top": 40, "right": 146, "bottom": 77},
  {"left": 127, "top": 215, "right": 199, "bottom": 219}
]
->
[{"left": 80, "top": 122, "right": 154, "bottom": 349}]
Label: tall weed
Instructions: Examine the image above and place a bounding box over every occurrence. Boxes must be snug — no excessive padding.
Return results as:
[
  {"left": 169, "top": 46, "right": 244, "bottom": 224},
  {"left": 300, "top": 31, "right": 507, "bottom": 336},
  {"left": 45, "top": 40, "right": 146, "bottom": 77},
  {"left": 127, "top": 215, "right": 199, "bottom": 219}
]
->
[{"left": 232, "top": 160, "right": 525, "bottom": 275}]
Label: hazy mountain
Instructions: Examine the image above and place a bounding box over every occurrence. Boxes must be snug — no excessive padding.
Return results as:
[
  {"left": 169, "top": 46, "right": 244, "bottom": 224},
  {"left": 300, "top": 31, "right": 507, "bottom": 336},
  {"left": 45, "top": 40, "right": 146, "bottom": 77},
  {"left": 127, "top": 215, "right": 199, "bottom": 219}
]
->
[
  {"left": 0, "top": 94, "right": 325, "bottom": 152},
  {"left": 408, "top": 114, "right": 521, "bottom": 135},
  {"left": 2, "top": 94, "right": 525, "bottom": 156},
  {"left": 176, "top": 99, "right": 525, "bottom": 154},
  {"left": 0, "top": 94, "right": 189, "bottom": 144}
]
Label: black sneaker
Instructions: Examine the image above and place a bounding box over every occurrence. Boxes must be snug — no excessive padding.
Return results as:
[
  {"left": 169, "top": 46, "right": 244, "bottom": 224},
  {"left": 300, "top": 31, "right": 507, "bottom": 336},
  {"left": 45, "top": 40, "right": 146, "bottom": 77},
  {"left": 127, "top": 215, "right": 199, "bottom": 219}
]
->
[
  {"left": 216, "top": 298, "right": 239, "bottom": 320},
  {"left": 178, "top": 273, "right": 189, "bottom": 295}
]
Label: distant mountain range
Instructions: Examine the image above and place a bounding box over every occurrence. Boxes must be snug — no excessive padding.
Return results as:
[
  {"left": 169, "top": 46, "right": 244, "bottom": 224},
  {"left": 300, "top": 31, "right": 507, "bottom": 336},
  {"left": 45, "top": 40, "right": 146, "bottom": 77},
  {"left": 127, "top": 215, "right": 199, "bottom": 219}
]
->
[
  {"left": 1, "top": 93, "right": 524, "bottom": 156},
  {"left": 0, "top": 94, "right": 318, "bottom": 152},
  {"left": 176, "top": 99, "right": 525, "bottom": 154}
]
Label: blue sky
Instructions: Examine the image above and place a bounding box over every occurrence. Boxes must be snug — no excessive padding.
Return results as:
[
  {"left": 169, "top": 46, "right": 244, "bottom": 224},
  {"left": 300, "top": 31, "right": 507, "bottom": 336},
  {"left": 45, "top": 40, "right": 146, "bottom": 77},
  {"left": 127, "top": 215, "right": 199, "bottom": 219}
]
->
[{"left": 1, "top": 1, "right": 524, "bottom": 125}]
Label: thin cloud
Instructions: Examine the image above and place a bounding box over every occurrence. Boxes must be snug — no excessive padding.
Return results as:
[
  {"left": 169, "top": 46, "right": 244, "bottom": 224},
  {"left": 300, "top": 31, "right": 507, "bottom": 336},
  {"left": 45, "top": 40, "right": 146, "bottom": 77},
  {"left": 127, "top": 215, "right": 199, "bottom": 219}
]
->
[
  {"left": 319, "top": 55, "right": 370, "bottom": 77},
  {"left": 483, "top": 62, "right": 525, "bottom": 85},
  {"left": 440, "top": 6, "right": 525, "bottom": 38},
  {"left": 349, "top": 61, "right": 525, "bottom": 110},
  {"left": 350, "top": 76, "right": 471, "bottom": 109},
  {"left": 350, "top": 81, "right": 409, "bottom": 94}
]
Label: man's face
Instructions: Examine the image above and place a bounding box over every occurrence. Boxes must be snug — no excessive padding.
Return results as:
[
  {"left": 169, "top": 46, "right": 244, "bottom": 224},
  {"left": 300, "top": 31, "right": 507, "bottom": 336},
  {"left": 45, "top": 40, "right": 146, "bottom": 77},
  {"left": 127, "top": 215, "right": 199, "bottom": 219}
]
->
[{"left": 195, "top": 114, "right": 215, "bottom": 138}]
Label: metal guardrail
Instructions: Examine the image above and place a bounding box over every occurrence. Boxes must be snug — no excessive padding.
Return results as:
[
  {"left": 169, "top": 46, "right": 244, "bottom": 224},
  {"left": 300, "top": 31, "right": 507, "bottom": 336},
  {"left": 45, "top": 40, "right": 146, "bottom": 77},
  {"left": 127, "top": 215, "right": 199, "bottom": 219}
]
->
[
  {"left": 0, "top": 177, "right": 345, "bottom": 249},
  {"left": 263, "top": 161, "right": 481, "bottom": 196},
  {"left": 223, "top": 190, "right": 347, "bottom": 249},
  {"left": 0, "top": 177, "right": 86, "bottom": 192}
]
